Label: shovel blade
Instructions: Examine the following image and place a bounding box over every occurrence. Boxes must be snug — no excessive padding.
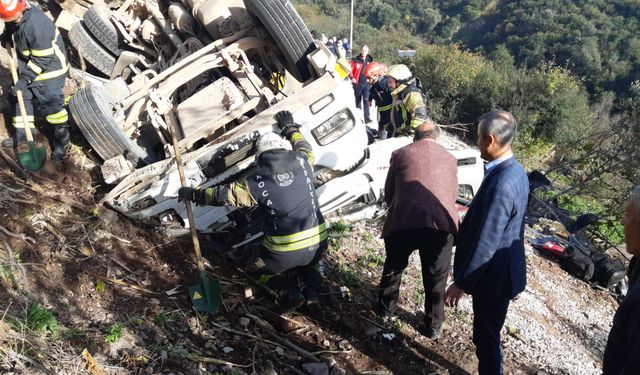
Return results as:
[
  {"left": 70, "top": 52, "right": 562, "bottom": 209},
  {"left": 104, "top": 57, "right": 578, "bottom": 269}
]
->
[
  {"left": 18, "top": 141, "right": 47, "bottom": 171},
  {"left": 188, "top": 271, "right": 221, "bottom": 314}
]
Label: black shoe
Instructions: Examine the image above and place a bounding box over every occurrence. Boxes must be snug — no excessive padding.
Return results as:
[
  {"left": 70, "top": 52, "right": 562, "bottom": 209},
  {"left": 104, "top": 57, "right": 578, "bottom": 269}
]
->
[
  {"left": 373, "top": 300, "right": 392, "bottom": 319},
  {"left": 1, "top": 128, "right": 29, "bottom": 148},
  {"left": 304, "top": 287, "right": 321, "bottom": 313},
  {"left": 365, "top": 118, "right": 373, "bottom": 124},
  {"left": 277, "top": 290, "right": 305, "bottom": 312},
  {"left": 51, "top": 125, "right": 70, "bottom": 161},
  {"left": 420, "top": 322, "right": 443, "bottom": 340}
]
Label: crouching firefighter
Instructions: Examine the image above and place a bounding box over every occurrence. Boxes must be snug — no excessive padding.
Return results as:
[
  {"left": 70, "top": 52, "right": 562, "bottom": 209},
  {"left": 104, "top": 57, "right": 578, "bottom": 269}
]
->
[
  {"left": 0, "top": 0, "right": 71, "bottom": 161},
  {"left": 179, "top": 111, "right": 327, "bottom": 312}
]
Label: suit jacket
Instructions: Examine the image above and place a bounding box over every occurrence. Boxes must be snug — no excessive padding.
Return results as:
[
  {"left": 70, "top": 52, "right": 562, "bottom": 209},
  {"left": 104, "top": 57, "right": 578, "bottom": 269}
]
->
[
  {"left": 381, "top": 138, "right": 459, "bottom": 238},
  {"left": 603, "top": 257, "right": 640, "bottom": 375},
  {"left": 453, "top": 156, "right": 529, "bottom": 300}
]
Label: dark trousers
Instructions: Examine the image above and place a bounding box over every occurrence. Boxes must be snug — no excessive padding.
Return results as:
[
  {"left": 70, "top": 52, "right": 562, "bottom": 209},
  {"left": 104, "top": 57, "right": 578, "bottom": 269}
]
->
[
  {"left": 12, "top": 76, "right": 67, "bottom": 130},
  {"left": 377, "top": 228, "right": 454, "bottom": 329},
  {"left": 354, "top": 84, "right": 371, "bottom": 121},
  {"left": 247, "top": 242, "right": 325, "bottom": 297},
  {"left": 472, "top": 293, "right": 510, "bottom": 375}
]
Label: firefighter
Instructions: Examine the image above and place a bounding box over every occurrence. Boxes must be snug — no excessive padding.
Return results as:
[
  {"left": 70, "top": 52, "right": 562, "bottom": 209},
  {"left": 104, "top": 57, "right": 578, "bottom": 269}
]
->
[
  {"left": 178, "top": 111, "right": 326, "bottom": 312},
  {"left": 387, "top": 64, "right": 428, "bottom": 137},
  {"left": 0, "top": 0, "right": 71, "bottom": 161},
  {"left": 364, "top": 62, "right": 392, "bottom": 139}
]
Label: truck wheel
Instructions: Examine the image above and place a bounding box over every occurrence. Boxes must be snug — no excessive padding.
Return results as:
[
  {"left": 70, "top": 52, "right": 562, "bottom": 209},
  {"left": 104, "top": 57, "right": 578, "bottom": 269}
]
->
[
  {"left": 69, "top": 21, "right": 115, "bottom": 77},
  {"left": 70, "top": 85, "right": 152, "bottom": 166},
  {"left": 244, "top": 0, "right": 315, "bottom": 82},
  {"left": 83, "top": 4, "right": 123, "bottom": 56}
]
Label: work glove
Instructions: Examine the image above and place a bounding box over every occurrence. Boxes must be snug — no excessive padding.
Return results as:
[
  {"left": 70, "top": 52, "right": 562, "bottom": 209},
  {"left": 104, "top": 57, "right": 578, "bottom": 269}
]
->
[
  {"left": 10, "top": 80, "right": 28, "bottom": 96},
  {"left": 178, "top": 187, "right": 197, "bottom": 203},
  {"left": 274, "top": 110, "right": 300, "bottom": 137}
]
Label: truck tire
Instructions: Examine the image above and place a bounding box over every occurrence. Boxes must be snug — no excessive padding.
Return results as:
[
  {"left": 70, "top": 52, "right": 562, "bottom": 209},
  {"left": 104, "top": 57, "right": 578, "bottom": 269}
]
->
[
  {"left": 83, "top": 4, "right": 123, "bottom": 56},
  {"left": 244, "top": 0, "right": 315, "bottom": 82},
  {"left": 69, "top": 22, "right": 115, "bottom": 77},
  {"left": 70, "top": 84, "right": 150, "bottom": 165}
]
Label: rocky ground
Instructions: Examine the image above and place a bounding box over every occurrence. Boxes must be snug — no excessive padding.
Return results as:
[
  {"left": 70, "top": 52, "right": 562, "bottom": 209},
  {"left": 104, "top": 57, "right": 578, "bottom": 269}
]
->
[{"left": 0, "top": 128, "right": 623, "bottom": 375}]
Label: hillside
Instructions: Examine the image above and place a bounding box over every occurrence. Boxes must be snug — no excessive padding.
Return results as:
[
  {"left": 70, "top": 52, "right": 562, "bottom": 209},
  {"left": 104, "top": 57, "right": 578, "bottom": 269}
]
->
[
  {"left": 296, "top": 0, "right": 640, "bottom": 98},
  {"left": 0, "top": 122, "right": 621, "bottom": 374}
]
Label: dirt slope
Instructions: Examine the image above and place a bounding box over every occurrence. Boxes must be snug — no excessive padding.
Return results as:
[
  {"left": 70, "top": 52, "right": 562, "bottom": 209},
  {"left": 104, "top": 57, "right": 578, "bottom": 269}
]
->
[{"left": 0, "top": 139, "right": 620, "bottom": 375}]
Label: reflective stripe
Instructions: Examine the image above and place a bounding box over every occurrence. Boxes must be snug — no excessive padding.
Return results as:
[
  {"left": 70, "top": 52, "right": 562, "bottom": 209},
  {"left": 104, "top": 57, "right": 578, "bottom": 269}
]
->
[
  {"left": 31, "top": 47, "right": 55, "bottom": 57},
  {"left": 266, "top": 223, "right": 327, "bottom": 245},
  {"left": 12, "top": 116, "right": 36, "bottom": 129},
  {"left": 378, "top": 104, "right": 392, "bottom": 111},
  {"left": 27, "top": 61, "right": 43, "bottom": 74},
  {"left": 45, "top": 109, "right": 68, "bottom": 124},
  {"left": 33, "top": 30, "right": 69, "bottom": 82},
  {"left": 263, "top": 223, "right": 328, "bottom": 252},
  {"left": 264, "top": 231, "right": 328, "bottom": 252},
  {"left": 34, "top": 64, "right": 69, "bottom": 81},
  {"left": 21, "top": 50, "right": 30, "bottom": 56}
]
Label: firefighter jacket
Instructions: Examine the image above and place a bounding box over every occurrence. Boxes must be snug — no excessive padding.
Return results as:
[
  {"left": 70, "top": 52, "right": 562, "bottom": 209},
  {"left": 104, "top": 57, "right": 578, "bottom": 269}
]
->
[
  {"left": 196, "top": 130, "right": 327, "bottom": 254},
  {"left": 11, "top": 6, "right": 69, "bottom": 84},
  {"left": 390, "top": 80, "right": 428, "bottom": 136},
  {"left": 349, "top": 54, "right": 373, "bottom": 86},
  {"left": 369, "top": 76, "right": 392, "bottom": 130}
]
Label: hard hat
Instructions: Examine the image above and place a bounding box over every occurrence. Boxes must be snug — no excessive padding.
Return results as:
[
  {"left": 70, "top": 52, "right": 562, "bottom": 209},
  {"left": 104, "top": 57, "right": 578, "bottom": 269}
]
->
[
  {"left": 364, "top": 62, "right": 386, "bottom": 79},
  {"left": 255, "top": 132, "right": 290, "bottom": 158},
  {"left": 387, "top": 64, "right": 413, "bottom": 82},
  {"left": 0, "top": 0, "right": 27, "bottom": 21}
]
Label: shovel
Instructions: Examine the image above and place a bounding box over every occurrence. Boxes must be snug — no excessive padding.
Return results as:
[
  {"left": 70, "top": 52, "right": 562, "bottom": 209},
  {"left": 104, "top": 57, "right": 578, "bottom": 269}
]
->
[
  {"left": 7, "top": 44, "right": 46, "bottom": 172},
  {"left": 167, "top": 114, "right": 220, "bottom": 314}
]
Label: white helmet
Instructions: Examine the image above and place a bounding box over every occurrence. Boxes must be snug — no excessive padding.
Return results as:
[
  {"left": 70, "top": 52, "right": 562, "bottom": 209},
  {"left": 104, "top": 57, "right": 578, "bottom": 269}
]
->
[
  {"left": 387, "top": 64, "right": 413, "bottom": 82},
  {"left": 255, "top": 132, "right": 290, "bottom": 158}
]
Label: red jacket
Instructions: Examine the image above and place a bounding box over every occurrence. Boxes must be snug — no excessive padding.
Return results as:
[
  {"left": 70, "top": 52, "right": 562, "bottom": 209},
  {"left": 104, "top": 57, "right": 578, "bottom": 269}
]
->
[{"left": 349, "top": 54, "right": 374, "bottom": 86}]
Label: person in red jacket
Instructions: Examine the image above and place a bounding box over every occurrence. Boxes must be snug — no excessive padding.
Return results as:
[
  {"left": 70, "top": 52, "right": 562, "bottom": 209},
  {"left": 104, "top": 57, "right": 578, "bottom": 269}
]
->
[{"left": 349, "top": 45, "right": 374, "bottom": 123}]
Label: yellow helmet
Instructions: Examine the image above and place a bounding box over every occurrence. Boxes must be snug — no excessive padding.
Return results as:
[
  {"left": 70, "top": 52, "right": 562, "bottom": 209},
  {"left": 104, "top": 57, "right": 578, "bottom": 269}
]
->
[{"left": 387, "top": 64, "right": 413, "bottom": 82}]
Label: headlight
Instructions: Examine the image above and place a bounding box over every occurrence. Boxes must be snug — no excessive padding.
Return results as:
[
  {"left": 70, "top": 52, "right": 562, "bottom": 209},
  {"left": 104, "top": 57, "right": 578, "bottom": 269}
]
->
[
  {"left": 458, "top": 184, "right": 474, "bottom": 201},
  {"left": 312, "top": 110, "right": 355, "bottom": 145}
]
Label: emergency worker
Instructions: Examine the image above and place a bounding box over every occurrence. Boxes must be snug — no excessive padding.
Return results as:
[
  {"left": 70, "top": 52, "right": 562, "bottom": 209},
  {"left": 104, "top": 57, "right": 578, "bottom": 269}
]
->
[
  {"left": 0, "top": 0, "right": 70, "bottom": 161},
  {"left": 387, "top": 64, "right": 428, "bottom": 137},
  {"left": 178, "top": 111, "right": 326, "bottom": 312},
  {"left": 364, "top": 62, "right": 392, "bottom": 139}
]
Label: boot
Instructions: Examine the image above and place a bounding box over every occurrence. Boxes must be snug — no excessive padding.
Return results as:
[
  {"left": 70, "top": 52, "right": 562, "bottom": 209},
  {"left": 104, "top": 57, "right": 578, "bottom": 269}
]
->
[
  {"left": 303, "top": 287, "right": 321, "bottom": 313},
  {"left": 1, "top": 128, "right": 31, "bottom": 148},
  {"left": 51, "top": 124, "right": 70, "bottom": 161}
]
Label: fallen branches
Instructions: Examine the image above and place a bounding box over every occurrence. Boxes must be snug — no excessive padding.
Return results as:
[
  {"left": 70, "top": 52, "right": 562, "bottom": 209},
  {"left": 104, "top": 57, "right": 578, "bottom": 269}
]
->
[
  {"left": 188, "top": 354, "right": 252, "bottom": 368},
  {"left": 0, "top": 169, "right": 92, "bottom": 213},
  {"left": 0, "top": 225, "right": 35, "bottom": 244},
  {"left": 245, "top": 313, "right": 320, "bottom": 363}
]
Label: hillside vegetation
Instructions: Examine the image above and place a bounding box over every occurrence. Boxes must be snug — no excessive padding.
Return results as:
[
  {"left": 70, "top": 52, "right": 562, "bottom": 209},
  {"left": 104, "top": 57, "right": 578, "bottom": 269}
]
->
[{"left": 295, "top": 0, "right": 640, "bottom": 241}]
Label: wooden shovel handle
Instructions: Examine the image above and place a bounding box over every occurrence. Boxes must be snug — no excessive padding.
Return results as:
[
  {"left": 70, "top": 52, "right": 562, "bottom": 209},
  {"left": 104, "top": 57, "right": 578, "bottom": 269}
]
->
[
  {"left": 7, "top": 43, "right": 35, "bottom": 143},
  {"left": 167, "top": 111, "right": 205, "bottom": 273}
]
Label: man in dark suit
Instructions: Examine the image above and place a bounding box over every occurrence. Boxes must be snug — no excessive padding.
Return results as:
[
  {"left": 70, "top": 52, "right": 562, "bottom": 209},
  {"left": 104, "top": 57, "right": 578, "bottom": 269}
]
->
[
  {"left": 444, "top": 110, "right": 529, "bottom": 374},
  {"left": 376, "top": 121, "right": 459, "bottom": 339},
  {"left": 602, "top": 186, "right": 640, "bottom": 374}
]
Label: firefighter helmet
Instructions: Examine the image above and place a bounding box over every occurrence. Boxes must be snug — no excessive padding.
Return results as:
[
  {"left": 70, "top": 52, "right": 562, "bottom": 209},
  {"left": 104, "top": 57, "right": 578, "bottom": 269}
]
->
[
  {"left": 364, "top": 62, "right": 386, "bottom": 79},
  {"left": 256, "top": 132, "right": 290, "bottom": 158},
  {"left": 0, "top": 0, "right": 27, "bottom": 21},
  {"left": 387, "top": 64, "right": 413, "bottom": 82}
]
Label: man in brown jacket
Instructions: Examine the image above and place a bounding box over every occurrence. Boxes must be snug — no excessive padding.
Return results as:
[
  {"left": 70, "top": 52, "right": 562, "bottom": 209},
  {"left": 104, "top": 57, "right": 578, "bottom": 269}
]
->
[{"left": 375, "top": 120, "right": 459, "bottom": 339}]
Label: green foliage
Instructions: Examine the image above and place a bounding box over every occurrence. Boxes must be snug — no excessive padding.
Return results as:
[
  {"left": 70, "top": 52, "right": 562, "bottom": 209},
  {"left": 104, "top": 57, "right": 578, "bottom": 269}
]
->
[
  {"left": 95, "top": 279, "right": 105, "bottom": 293},
  {"left": 154, "top": 311, "right": 179, "bottom": 329},
  {"left": 330, "top": 220, "right": 349, "bottom": 234},
  {"left": 25, "top": 303, "right": 58, "bottom": 337},
  {"left": 105, "top": 322, "right": 125, "bottom": 343}
]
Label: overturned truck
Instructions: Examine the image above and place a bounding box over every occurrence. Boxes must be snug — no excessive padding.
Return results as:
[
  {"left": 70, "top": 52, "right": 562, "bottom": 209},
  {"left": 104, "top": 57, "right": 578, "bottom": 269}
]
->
[{"left": 65, "top": 0, "right": 484, "bottom": 247}]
